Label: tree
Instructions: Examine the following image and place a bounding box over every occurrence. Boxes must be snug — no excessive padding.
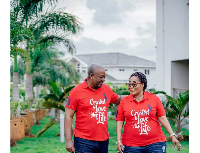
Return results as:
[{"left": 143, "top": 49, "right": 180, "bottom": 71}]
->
[
  {"left": 36, "top": 82, "right": 75, "bottom": 137},
  {"left": 31, "top": 41, "right": 80, "bottom": 98},
  {"left": 10, "top": 8, "right": 33, "bottom": 101},
  {"left": 153, "top": 90, "right": 189, "bottom": 136},
  {"left": 11, "top": 0, "right": 83, "bottom": 105}
]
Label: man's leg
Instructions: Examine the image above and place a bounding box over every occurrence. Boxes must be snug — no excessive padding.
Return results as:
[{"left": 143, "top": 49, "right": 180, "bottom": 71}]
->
[
  {"left": 123, "top": 145, "right": 145, "bottom": 153},
  {"left": 96, "top": 139, "right": 109, "bottom": 153},
  {"left": 74, "top": 137, "right": 96, "bottom": 153}
]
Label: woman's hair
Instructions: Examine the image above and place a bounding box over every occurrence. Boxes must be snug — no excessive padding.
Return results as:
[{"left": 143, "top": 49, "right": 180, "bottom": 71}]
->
[{"left": 129, "top": 72, "right": 147, "bottom": 91}]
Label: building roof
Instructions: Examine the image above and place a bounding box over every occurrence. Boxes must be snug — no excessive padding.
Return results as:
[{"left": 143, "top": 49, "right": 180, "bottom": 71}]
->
[{"left": 76, "top": 52, "right": 155, "bottom": 67}]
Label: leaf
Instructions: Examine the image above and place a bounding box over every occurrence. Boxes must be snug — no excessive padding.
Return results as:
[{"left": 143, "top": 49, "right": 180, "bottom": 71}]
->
[
  {"left": 43, "top": 100, "right": 65, "bottom": 112},
  {"left": 36, "top": 119, "right": 59, "bottom": 137}
]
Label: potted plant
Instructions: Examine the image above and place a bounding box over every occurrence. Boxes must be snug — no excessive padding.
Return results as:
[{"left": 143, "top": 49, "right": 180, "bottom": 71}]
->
[
  {"left": 34, "top": 98, "right": 44, "bottom": 124},
  {"left": 20, "top": 98, "right": 31, "bottom": 131},
  {"left": 10, "top": 100, "right": 24, "bottom": 140}
]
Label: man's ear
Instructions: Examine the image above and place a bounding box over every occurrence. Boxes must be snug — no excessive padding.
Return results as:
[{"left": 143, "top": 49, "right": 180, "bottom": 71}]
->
[{"left": 89, "top": 73, "right": 93, "bottom": 79}]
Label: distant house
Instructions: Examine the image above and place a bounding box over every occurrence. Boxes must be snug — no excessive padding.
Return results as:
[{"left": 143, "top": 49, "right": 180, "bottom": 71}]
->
[
  {"left": 66, "top": 52, "right": 156, "bottom": 89},
  {"left": 156, "top": 0, "right": 189, "bottom": 97}
]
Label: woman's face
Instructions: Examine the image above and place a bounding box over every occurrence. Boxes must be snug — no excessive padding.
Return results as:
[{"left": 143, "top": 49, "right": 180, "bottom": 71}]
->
[{"left": 128, "top": 76, "right": 144, "bottom": 97}]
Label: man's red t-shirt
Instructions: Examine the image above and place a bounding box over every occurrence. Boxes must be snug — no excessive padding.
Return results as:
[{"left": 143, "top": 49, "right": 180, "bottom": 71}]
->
[
  {"left": 116, "top": 91, "right": 166, "bottom": 147},
  {"left": 66, "top": 79, "right": 118, "bottom": 141}
]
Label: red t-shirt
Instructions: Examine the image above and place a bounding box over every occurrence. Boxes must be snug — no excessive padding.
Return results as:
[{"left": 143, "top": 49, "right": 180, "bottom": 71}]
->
[
  {"left": 116, "top": 91, "right": 166, "bottom": 147},
  {"left": 66, "top": 79, "right": 118, "bottom": 141}
]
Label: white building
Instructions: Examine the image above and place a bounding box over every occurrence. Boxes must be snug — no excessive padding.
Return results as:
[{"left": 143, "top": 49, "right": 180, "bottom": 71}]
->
[
  {"left": 66, "top": 52, "right": 156, "bottom": 89},
  {"left": 156, "top": 0, "right": 189, "bottom": 97}
]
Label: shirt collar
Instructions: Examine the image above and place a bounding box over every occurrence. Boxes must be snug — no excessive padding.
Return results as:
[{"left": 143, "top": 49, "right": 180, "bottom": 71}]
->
[
  {"left": 82, "top": 78, "right": 102, "bottom": 92},
  {"left": 129, "top": 91, "right": 148, "bottom": 102},
  {"left": 82, "top": 78, "right": 89, "bottom": 88}
]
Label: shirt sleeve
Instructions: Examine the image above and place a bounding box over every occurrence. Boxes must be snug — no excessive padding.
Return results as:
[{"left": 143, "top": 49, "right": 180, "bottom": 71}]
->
[
  {"left": 116, "top": 99, "right": 125, "bottom": 121},
  {"left": 105, "top": 85, "right": 118, "bottom": 103},
  {"left": 156, "top": 96, "right": 166, "bottom": 117},
  {"left": 110, "top": 92, "right": 118, "bottom": 104},
  {"left": 65, "top": 88, "right": 78, "bottom": 110}
]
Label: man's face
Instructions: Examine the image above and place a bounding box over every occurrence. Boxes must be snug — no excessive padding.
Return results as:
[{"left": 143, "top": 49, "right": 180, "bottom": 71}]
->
[{"left": 91, "top": 68, "right": 105, "bottom": 89}]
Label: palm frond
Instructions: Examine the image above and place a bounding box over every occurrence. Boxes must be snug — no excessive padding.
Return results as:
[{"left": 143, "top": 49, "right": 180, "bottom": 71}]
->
[
  {"left": 64, "top": 86, "right": 75, "bottom": 95},
  {"left": 43, "top": 99, "right": 65, "bottom": 112},
  {"left": 165, "top": 95, "right": 180, "bottom": 115},
  {"left": 36, "top": 118, "right": 59, "bottom": 137},
  {"left": 178, "top": 90, "right": 189, "bottom": 113},
  {"left": 43, "top": 94, "right": 59, "bottom": 101},
  {"left": 152, "top": 91, "right": 166, "bottom": 95},
  {"left": 10, "top": 47, "right": 31, "bottom": 62},
  {"left": 48, "top": 81, "right": 59, "bottom": 94},
  {"left": 17, "top": 0, "right": 59, "bottom": 24},
  {"left": 58, "top": 86, "right": 75, "bottom": 103},
  {"left": 32, "top": 10, "right": 83, "bottom": 37}
]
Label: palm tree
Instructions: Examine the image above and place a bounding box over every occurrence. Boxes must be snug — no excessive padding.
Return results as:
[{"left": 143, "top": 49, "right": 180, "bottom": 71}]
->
[
  {"left": 11, "top": 0, "right": 83, "bottom": 105},
  {"left": 36, "top": 82, "right": 75, "bottom": 137},
  {"left": 153, "top": 90, "right": 189, "bottom": 136},
  {"left": 31, "top": 44, "right": 80, "bottom": 98},
  {"left": 10, "top": 6, "right": 33, "bottom": 102}
]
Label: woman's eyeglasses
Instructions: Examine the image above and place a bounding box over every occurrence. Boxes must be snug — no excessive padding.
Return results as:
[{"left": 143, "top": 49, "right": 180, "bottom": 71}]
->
[{"left": 126, "top": 82, "right": 142, "bottom": 87}]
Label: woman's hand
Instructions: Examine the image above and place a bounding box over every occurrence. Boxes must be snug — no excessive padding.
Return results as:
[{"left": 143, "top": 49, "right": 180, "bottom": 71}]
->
[
  {"left": 172, "top": 136, "right": 181, "bottom": 151},
  {"left": 117, "top": 141, "right": 124, "bottom": 153}
]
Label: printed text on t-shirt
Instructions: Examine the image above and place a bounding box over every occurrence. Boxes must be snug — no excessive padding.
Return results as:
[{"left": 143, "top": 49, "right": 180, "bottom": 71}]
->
[
  {"left": 89, "top": 98, "right": 107, "bottom": 124},
  {"left": 131, "top": 109, "right": 151, "bottom": 135}
]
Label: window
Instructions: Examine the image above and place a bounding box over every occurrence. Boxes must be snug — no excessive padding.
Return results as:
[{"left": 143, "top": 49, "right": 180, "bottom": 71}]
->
[
  {"left": 119, "top": 69, "right": 125, "bottom": 71},
  {"left": 134, "top": 69, "right": 137, "bottom": 71},
  {"left": 145, "top": 69, "right": 149, "bottom": 75},
  {"left": 76, "top": 63, "right": 80, "bottom": 72},
  {"left": 82, "top": 70, "right": 86, "bottom": 73}
]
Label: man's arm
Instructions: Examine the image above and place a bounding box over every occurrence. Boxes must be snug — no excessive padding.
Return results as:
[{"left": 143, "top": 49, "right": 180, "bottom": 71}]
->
[
  {"left": 65, "top": 108, "right": 75, "bottom": 152},
  {"left": 112, "top": 95, "right": 127, "bottom": 105}
]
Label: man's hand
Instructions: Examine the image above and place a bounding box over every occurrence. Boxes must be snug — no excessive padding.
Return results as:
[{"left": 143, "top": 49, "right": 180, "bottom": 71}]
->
[
  {"left": 66, "top": 139, "right": 75, "bottom": 152},
  {"left": 172, "top": 136, "right": 181, "bottom": 151}
]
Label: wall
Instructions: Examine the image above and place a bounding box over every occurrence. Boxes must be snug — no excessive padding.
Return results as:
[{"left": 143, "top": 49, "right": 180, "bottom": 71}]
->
[
  {"left": 105, "top": 66, "right": 156, "bottom": 89},
  {"left": 171, "top": 59, "right": 189, "bottom": 94},
  {"left": 156, "top": 0, "right": 189, "bottom": 95}
]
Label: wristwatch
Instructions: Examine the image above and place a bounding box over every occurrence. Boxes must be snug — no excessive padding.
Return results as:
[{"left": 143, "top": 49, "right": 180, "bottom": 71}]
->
[{"left": 170, "top": 133, "right": 177, "bottom": 137}]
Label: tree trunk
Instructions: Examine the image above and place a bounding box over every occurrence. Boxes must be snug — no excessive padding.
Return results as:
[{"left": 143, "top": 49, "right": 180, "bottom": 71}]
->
[
  {"left": 13, "top": 72, "right": 19, "bottom": 101},
  {"left": 35, "top": 84, "right": 40, "bottom": 98},
  {"left": 176, "top": 121, "right": 182, "bottom": 135},
  {"left": 13, "top": 56, "right": 21, "bottom": 117},
  {"left": 25, "top": 74, "right": 34, "bottom": 105},
  {"left": 13, "top": 56, "right": 19, "bottom": 101},
  {"left": 25, "top": 61, "right": 34, "bottom": 105}
]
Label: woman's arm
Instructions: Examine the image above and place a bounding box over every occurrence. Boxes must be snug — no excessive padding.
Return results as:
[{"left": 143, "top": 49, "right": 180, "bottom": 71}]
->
[
  {"left": 116, "top": 121, "right": 124, "bottom": 153},
  {"left": 158, "top": 115, "right": 181, "bottom": 151}
]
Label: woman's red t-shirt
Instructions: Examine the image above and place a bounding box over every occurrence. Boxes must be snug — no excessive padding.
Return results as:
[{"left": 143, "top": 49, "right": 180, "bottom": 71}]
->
[{"left": 116, "top": 92, "right": 166, "bottom": 146}]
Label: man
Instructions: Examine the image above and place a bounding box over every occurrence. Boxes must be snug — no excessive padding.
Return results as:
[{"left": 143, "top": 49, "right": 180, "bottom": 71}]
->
[{"left": 65, "top": 63, "right": 125, "bottom": 153}]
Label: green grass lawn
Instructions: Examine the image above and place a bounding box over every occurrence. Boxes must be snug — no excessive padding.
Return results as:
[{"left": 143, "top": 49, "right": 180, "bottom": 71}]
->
[{"left": 10, "top": 116, "right": 189, "bottom": 153}]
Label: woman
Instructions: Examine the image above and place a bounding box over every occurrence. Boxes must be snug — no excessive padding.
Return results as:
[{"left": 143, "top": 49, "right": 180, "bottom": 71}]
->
[{"left": 116, "top": 72, "right": 181, "bottom": 153}]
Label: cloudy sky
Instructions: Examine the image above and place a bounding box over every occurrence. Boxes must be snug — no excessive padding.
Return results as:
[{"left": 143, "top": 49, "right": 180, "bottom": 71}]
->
[{"left": 54, "top": 0, "right": 156, "bottom": 62}]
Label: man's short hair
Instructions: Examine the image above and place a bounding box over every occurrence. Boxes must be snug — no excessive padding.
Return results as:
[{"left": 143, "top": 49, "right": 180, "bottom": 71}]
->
[{"left": 88, "top": 63, "right": 104, "bottom": 76}]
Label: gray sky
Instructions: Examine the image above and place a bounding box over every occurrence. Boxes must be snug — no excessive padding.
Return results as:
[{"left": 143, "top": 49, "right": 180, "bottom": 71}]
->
[{"left": 55, "top": 0, "right": 156, "bottom": 62}]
